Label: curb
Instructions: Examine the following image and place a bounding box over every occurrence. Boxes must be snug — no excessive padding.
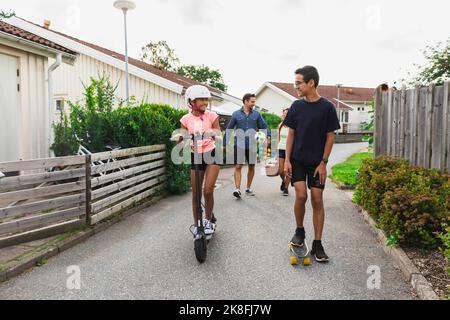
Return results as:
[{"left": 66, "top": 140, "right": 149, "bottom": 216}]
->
[
  {"left": 0, "top": 193, "right": 166, "bottom": 284},
  {"left": 355, "top": 204, "right": 439, "bottom": 300}
]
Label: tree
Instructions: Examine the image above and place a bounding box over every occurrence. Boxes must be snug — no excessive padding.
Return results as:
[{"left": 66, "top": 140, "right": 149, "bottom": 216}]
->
[
  {"left": 177, "top": 64, "right": 228, "bottom": 91},
  {"left": 0, "top": 10, "right": 15, "bottom": 20},
  {"left": 403, "top": 38, "right": 450, "bottom": 86},
  {"left": 140, "top": 40, "right": 180, "bottom": 71}
]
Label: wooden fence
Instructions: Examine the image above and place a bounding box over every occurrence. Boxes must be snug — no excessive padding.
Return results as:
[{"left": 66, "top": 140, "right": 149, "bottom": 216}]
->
[
  {"left": 0, "top": 145, "right": 166, "bottom": 248},
  {"left": 374, "top": 82, "right": 450, "bottom": 172}
]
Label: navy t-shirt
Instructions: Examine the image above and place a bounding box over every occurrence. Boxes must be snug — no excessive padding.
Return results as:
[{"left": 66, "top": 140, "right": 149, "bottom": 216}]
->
[{"left": 284, "top": 97, "right": 341, "bottom": 165}]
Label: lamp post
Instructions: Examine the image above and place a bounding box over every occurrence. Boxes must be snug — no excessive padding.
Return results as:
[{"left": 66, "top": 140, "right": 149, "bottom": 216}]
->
[{"left": 113, "top": 0, "right": 136, "bottom": 105}]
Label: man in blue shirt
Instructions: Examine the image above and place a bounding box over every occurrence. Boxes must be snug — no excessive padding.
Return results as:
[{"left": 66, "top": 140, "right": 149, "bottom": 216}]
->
[
  {"left": 223, "top": 94, "right": 270, "bottom": 198},
  {"left": 284, "top": 66, "right": 341, "bottom": 263}
]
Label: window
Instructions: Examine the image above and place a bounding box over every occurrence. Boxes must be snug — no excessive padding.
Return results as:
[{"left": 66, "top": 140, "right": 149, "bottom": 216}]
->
[{"left": 55, "top": 99, "right": 65, "bottom": 112}]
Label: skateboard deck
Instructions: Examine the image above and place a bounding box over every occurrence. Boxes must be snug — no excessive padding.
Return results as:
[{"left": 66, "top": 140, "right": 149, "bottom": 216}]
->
[{"left": 289, "top": 242, "right": 311, "bottom": 266}]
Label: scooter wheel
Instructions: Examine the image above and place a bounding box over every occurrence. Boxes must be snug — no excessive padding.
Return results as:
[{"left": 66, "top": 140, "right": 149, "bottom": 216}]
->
[
  {"left": 194, "top": 237, "right": 207, "bottom": 263},
  {"left": 303, "top": 257, "right": 311, "bottom": 266},
  {"left": 290, "top": 256, "right": 298, "bottom": 265}
]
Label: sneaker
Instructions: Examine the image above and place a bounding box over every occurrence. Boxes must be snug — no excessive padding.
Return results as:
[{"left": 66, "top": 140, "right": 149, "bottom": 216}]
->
[
  {"left": 233, "top": 189, "right": 242, "bottom": 199},
  {"left": 311, "top": 240, "right": 329, "bottom": 262},
  {"left": 245, "top": 188, "right": 255, "bottom": 196},
  {"left": 280, "top": 180, "right": 285, "bottom": 192},
  {"left": 290, "top": 227, "right": 305, "bottom": 247},
  {"left": 210, "top": 214, "right": 217, "bottom": 224},
  {"left": 191, "top": 226, "right": 201, "bottom": 241},
  {"left": 283, "top": 188, "right": 289, "bottom": 196},
  {"left": 204, "top": 219, "right": 215, "bottom": 235}
]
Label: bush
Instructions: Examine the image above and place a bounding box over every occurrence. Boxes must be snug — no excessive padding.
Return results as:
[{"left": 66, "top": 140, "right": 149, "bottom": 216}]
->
[
  {"left": 354, "top": 156, "right": 410, "bottom": 218},
  {"left": 50, "top": 112, "right": 79, "bottom": 156},
  {"left": 52, "top": 75, "right": 191, "bottom": 195},
  {"left": 261, "top": 112, "right": 281, "bottom": 129},
  {"left": 354, "top": 155, "right": 450, "bottom": 249},
  {"left": 380, "top": 188, "right": 445, "bottom": 248}
]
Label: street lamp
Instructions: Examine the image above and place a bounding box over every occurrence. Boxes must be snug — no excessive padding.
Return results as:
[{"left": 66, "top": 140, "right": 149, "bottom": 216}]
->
[{"left": 114, "top": 0, "right": 136, "bottom": 105}]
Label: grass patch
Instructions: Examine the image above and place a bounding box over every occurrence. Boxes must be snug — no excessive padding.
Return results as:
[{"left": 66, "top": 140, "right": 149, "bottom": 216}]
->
[{"left": 330, "top": 151, "right": 373, "bottom": 187}]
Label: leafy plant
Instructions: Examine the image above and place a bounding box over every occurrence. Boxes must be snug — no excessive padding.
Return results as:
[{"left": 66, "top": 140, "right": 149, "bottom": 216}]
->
[
  {"left": 50, "top": 111, "right": 79, "bottom": 156},
  {"left": 0, "top": 10, "right": 15, "bottom": 20},
  {"left": 140, "top": 40, "right": 180, "bottom": 71},
  {"left": 355, "top": 155, "right": 449, "bottom": 249},
  {"left": 261, "top": 112, "right": 281, "bottom": 129},
  {"left": 400, "top": 38, "right": 450, "bottom": 86},
  {"left": 177, "top": 64, "right": 228, "bottom": 91}
]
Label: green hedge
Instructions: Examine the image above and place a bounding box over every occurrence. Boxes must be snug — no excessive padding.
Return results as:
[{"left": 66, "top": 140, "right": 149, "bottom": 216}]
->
[
  {"left": 51, "top": 75, "right": 190, "bottom": 195},
  {"left": 261, "top": 112, "right": 281, "bottom": 129},
  {"left": 354, "top": 156, "right": 449, "bottom": 249}
]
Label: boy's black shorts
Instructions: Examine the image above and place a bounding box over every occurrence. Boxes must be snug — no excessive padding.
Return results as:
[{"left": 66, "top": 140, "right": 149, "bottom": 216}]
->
[
  {"left": 290, "top": 159, "right": 325, "bottom": 190},
  {"left": 190, "top": 148, "right": 221, "bottom": 171}
]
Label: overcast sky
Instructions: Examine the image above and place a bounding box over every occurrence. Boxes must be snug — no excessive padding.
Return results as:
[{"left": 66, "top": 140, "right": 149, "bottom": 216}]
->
[{"left": 2, "top": 0, "right": 449, "bottom": 97}]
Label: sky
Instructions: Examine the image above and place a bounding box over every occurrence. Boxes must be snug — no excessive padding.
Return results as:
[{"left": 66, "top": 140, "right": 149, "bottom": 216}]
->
[{"left": 2, "top": 0, "right": 449, "bottom": 98}]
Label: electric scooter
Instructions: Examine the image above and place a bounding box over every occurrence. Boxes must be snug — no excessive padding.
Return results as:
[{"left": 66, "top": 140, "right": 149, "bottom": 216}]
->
[{"left": 173, "top": 132, "right": 216, "bottom": 263}]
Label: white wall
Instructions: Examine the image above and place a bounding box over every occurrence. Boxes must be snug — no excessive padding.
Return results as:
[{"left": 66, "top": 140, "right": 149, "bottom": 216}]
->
[
  {"left": 255, "top": 86, "right": 294, "bottom": 116},
  {"left": 50, "top": 53, "right": 182, "bottom": 111}
]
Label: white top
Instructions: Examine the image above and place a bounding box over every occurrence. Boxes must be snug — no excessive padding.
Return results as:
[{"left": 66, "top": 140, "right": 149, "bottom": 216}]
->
[{"left": 278, "top": 126, "right": 289, "bottom": 150}]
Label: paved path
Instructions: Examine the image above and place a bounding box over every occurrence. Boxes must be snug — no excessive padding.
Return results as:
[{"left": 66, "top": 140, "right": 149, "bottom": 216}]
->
[{"left": 0, "top": 143, "right": 414, "bottom": 300}]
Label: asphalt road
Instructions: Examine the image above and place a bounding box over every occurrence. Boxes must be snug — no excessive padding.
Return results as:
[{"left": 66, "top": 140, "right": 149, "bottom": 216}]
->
[{"left": 0, "top": 142, "right": 414, "bottom": 300}]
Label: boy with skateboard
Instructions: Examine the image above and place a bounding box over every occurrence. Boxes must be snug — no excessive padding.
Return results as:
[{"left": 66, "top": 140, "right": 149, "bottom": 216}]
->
[{"left": 284, "top": 66, "right": 341, "bottom": 262}]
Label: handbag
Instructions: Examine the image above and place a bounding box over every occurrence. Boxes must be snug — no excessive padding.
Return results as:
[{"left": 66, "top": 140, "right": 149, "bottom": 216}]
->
[{"left": 265, "top": 157, "right": 279, "bottom": 177}]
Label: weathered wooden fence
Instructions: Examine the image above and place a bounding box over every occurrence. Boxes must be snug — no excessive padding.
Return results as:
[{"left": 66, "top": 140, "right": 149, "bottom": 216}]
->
[
  {"left": 374, "top": 82, "right": 450, "bottom": 172},
  {"left": 0, "top": 145, "right": 166, "bottom": 248}
]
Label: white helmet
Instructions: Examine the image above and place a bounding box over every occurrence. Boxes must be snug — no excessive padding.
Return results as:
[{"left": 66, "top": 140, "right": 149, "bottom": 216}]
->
[{"left": 185, "top": 85, "right": 211, "bottom": 107}]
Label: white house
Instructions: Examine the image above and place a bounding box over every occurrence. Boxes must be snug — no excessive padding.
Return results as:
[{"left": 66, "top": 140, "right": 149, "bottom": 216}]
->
[
  {"left": 0, "top": 19, "right": 76, "bottom": 162},
  {"left": 255, "top": 82, "right": 375, "bottom": 133},
  {"left": 8, "top": 17, "right": 241, "bottom": 112}
]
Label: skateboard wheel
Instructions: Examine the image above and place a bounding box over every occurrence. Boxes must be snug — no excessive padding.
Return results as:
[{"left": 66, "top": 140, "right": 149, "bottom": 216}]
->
[
  {"left": 290, "top": 256, "right": 298, "bottom": 265},
  {"left": 303, "top": 257, "right": 311, "bottom": 266}
]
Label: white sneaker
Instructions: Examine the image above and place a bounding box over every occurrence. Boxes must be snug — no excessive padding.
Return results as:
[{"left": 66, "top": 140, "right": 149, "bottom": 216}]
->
[
  {"left": 233, "top": 189, "right": 242, "bottom": 199},
  {"left": 204, "top": 219, "right": 215, "bottom": 235},
  {"left": 245, "top": 188, "right": 255, "bottom": 196}
]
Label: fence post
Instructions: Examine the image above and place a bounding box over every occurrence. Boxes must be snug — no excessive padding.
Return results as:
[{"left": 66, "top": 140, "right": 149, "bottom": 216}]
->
[
  {"left": 442, "top": 82, "right": 449, "bottom": 173},
  {"left": 85, "top": 154, "right": 92, "bottom": 226},
  {"left": 374, "top": 87, "right": 382, "bottom": 157},
  {"left": 425, "top": 83, "right": 435, "bottom": 169},
  {"left": 399, "top": 86, "right": 406, "bottom": 158}
]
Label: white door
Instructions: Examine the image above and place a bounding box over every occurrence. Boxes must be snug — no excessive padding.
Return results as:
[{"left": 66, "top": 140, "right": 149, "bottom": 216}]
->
[{"left": 0, "top": 53, "right": 20, "bottom": 162}]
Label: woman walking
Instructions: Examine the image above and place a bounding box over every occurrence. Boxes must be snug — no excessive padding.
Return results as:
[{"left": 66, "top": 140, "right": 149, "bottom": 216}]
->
[{"left": 278, "top": 108, "right": 290, "bottom": 196}]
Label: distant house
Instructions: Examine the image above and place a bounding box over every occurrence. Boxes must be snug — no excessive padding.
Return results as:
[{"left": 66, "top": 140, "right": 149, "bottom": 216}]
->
[
  {"left": 0, "top": 19, "right": 76, "bottom": 162},
  {"left": 255, "top": 82, "right": 375, "bottom": 133}
]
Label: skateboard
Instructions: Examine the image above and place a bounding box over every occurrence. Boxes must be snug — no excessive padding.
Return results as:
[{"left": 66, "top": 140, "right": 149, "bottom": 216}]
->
[{"left": 288, "top": 241, "right": 311, "bottom": 266}]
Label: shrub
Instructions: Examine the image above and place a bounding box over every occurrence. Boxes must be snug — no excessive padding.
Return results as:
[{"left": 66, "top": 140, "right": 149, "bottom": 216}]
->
[
  {"left": 52, "top": 75, "right": 191, "bottom": 195},
  {"left": 380, "top": 188, "right": 445, "bottom": 248},
  {"left": 354, "top": 155, "right": 450, "bottom": 249},
  {"left": 261, "top": 112, "right": 281, "bottom": 129},
  {"left": 50, "top": 112, "right": 78, "bottom": 156}
]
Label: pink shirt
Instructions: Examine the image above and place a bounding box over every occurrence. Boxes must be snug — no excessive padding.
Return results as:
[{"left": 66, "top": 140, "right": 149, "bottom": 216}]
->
[{"left": 180, "top": 110, "right": 219, "bottom": 153}]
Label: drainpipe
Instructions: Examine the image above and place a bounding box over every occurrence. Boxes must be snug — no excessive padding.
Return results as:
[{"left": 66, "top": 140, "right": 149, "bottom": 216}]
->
[{"left": 48, "top": 53, "right": 62, "bottom": 157}]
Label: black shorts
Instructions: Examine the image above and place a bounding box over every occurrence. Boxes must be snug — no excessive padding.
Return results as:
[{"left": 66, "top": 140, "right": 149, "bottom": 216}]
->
[
  {"left": 291, "top": 160, "right": 325, "bottom": 190},
  {"left": 190, "top": 148, "right": 221, "bottom": 171},
  {"left": 233, "top": 146, "right": 257, "bottom": 165},
  {"left": 278, "top": 149, "right": 286, "bottom": 159}
]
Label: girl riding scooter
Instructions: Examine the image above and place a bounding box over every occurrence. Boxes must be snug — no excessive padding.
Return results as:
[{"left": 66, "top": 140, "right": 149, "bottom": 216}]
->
[{"left": 178, "top": 85, "right": 222, "bottom": 239}]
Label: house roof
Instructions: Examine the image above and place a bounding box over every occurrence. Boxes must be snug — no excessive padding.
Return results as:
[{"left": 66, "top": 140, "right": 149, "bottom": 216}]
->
[
  {"left": 0, "top": 20, "right": 76, "bottom": 56},
  {"left": 269, "top": 82, "right": 375, "bottom": 109},
  {"left": 14, "top": 17, "right": 241, "bottom": 103}
]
